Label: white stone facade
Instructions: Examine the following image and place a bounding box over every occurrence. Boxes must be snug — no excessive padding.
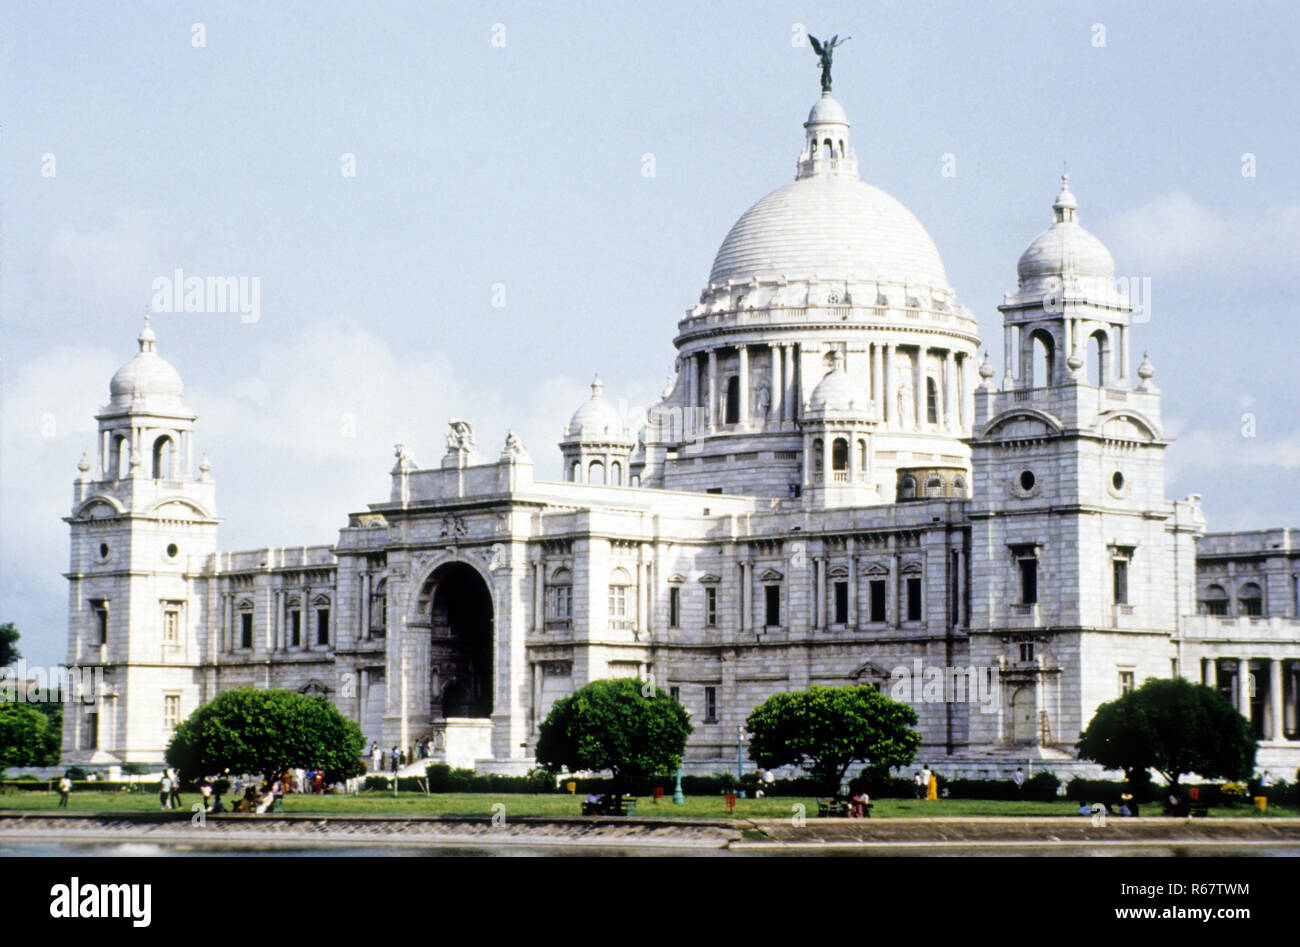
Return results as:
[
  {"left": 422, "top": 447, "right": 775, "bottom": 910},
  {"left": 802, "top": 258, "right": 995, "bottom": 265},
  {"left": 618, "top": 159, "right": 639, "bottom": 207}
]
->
[{"left": 62, "top": 90, "right": 1300, "bottom": 778}]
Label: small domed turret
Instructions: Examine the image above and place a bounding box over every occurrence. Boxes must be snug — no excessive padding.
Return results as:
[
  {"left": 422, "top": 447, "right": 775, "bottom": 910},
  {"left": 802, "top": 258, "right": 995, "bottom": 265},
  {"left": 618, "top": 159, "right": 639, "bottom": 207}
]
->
[{"left": 1016, "top": 175, "right": 1115, "bottom": 292}]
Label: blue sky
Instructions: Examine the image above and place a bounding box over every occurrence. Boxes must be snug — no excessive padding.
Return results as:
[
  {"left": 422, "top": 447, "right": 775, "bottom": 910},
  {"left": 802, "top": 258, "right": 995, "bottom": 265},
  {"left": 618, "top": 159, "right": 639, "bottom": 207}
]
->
[{"left": 2, "top": 1, "right": 1298, "bottom": 667}]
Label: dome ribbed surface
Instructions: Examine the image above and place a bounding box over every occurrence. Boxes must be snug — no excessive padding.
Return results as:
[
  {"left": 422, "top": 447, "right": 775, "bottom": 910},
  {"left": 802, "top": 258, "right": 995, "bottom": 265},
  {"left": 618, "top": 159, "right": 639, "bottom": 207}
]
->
[{"left": 709, "top": 176, "right": 950, "bottom": 290}]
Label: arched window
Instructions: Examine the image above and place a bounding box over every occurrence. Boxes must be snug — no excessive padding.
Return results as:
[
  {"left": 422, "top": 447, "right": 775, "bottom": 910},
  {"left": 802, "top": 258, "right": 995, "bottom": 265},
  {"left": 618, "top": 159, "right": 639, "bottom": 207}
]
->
[
  {"left": 1030, "top": 329, "right": 1055, "bottom": 388},
  {"left": 725, "top": 376, "right": 740, "bottom": 424},
  {"left": 856, "top": 439, "right": 868, "bottom": 479},
  {"left": 924, "top": 475, "right": 944, "bottom": 498},
  {"left": 151, "top": 435, "right": 174, "bottom": 479},
  {"left": 1201, "top": 584, "right": 1228, "bottom": 616},
  {"left": 369, "top": 579, "right": 387, "bottom": 637},
  {"left": 110, "top": 434, "right": 128, "bottom": 479},
  {"left": 838, "top": 139, "right": 845, "bottom": 157},
  {"left": 610, "top": 460, "right": 623, "bottom": 486},
  {"left": 823, "top": 139, "right": 833, "bottom": 159},
  {"left": 812, "top": 439, "right": 824, "bottom": 473},
  {"left": 831, "top": 438, "right": 848, "bottom": 471},
  {"left": 951, "top": 475, "right": 967, "bottom": 497},
  {"left": 1088, "top": 330, "right": 1111, "bottom": 387},
  {"left": 926, "top": 378, "right": 939, "bottom": 424},
  {"left": 899, "top": 475, "right": 917, "bottom": 500},
  {"left": 1238, "top": 582, "right": 1264, "bottom": 617},
  {"left": 570, "top": 461, "right": 581, "bottom": 483},
  {"left": 588, "top": 460, "right": 605, "bottom": 485},
  {"left": 546, "top": 568, "right": 573, "bottom": 623}
]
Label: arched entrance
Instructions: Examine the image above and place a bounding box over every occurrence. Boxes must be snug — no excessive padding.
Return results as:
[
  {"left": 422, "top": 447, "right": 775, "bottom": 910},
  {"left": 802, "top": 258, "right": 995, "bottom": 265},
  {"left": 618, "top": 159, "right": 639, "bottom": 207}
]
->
[
  {"left": 419, "top": 561, "right": 493, "bottom": 719},
  {"left": 1010, "top": 686, "right": 1037, "bottom": 743}
]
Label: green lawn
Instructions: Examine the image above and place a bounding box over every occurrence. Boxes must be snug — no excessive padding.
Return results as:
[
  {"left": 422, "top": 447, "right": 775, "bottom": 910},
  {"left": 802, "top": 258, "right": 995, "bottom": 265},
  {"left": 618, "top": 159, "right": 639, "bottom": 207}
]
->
[{"left": 2, "top": 790, "right": 1297, "bottom": 820}]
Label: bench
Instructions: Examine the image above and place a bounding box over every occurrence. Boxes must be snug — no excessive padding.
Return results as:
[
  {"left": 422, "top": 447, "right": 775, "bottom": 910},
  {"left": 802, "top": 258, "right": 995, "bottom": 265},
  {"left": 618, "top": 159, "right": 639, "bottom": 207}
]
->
[
  {"left": 581, "top": 794, "right": 636, "bottom": 817},
  {"left": 817, "top": 798, "right": 851, "bottom": 818}
]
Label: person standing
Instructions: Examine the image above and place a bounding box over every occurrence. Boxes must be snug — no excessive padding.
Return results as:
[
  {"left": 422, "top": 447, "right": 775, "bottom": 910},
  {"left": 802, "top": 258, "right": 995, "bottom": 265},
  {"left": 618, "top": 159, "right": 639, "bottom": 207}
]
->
[
  {"left": 58, "top": 774, "right": 72, "bottom": 808},
  {"left": 168, "top": 769, "right": 182, "bottom": 809},
  {"left": 159, "top": 773, "right": 171, "bottom": 810},
  {"left": 390, "top": 746, "right": 400, "bottom": 774},
  {"left": 913, "top": 769, "right": 925, "bottom": 799},
  {"left": 1013, "top": 768, "right": 1025, "bottom": 793},
  {"left": 923, "top": 766, "right": 936, "bottom": 801}
]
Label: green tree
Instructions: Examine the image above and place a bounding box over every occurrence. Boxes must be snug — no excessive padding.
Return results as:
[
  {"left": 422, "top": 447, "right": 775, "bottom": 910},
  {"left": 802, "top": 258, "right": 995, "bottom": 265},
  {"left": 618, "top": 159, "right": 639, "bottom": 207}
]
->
[
  {"left": 746, "top": 684, "right": 921, "bottom": 795},
  {"left": 536, "top": 678, "right": 693, "bottom": 793},
  {"left": 1077, "top": 677, "right": 1255, "bottom": 788},
  {"left": 165, "top": 688, "right": 365, "bottom": 783},
  {"left": 0, "top": 702, "right": 59, "bottom": 768},
  {"left": 0, "top": 623, "right": 19, "bottom": 669}
]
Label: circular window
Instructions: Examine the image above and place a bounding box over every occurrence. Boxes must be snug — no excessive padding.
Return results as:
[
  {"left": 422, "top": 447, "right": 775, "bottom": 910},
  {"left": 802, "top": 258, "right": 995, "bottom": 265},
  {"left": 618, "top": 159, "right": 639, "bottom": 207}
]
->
[
  {"left": 1019, "top": 470, "right": 1036, "bottom": 491},
  {"left": 166, "top": 543, "right": 179, "bottom": 558},
  {"left": 1112, "top": 471, "right": 1125, "bottom": 491},
  {"left": 99, "top": 542, "right": 109, "bottom": 560}
]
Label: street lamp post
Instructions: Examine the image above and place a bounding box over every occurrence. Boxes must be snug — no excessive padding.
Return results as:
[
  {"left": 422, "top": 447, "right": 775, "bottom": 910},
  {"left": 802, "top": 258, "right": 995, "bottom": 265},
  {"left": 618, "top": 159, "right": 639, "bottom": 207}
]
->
[{"left": 672, "top": 768, "right": 684, "bottom": 805}]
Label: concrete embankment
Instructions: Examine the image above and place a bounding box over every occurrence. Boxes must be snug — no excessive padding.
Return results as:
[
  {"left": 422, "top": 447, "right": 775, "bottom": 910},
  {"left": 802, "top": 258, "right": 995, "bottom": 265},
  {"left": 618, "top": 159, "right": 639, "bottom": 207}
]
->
[{"left": 3, "top": 812, "right": 1299, "bottom": 852}]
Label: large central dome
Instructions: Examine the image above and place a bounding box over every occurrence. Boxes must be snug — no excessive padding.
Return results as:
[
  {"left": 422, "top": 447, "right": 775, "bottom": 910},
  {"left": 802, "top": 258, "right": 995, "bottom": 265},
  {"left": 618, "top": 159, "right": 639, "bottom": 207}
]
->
[
  {"left": 705, "top": 92, "right": 950, "bottom": 293},
  {"left": 708, "top": 175, "right": 950, "bottom": 290}
]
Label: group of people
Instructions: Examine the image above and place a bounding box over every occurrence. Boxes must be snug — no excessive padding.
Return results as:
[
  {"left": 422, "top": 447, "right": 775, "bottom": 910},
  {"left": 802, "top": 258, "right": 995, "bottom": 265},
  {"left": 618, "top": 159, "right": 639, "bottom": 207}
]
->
[
  {"left": 369, "top": 739, "right": 438, "bottom": 773},
  {"left": 1076, "top": 793, "right": 1141, "bottom": 817},
  {"left": 913, "top": 766, "right": 938, "bottom": 800},
  {"left": 158, "top": 768, "right": 183, "bottom": 810}
]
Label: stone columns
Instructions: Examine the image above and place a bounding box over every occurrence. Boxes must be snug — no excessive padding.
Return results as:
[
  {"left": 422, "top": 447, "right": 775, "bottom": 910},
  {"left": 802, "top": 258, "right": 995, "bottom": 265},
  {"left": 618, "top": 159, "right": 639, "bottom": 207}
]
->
[
  {"left": 1003, "top": 324, "right": 1015, "bottom": 388},
  {"left": 707, "top": 349, "right": 718, "bottom": 431},
  {"left": 847, "top": 552, "right": 858, "bottom": 629},
  {"left": 737, "top": 344, "right": 749, "bottom": 428},
  {"left": 770, "top": 344, "right": 783, "bottom": 426},
  {"left": 1238, "top": 659, "right": 1253, "bottom": 722},
  {"left": 883, "top": 343, "right": 896, "bottom": 427},
  {"left": 814, "top": 557, "right": 826, "bottom": 630},
  {"left": 1204, "top": 657, "right": 1217, "bottom": 688},
  {"left": 944, "top": 351, "right": 957, "bottom": 430},
  {"left": 1119, "top": 325, "right": 1131, "bottom": 384},
  {"left": 1271, "top": 658, "right": 1285, "bottom": 741},
  {"left": 913, "top": 347, "right": 926, "bottom": 430},
  {"left": 686, "top": 354, "right": 698, "bottom": 409},
  {"left": 532, "top": 556, "right": 544, "bottom": 634},
  {"left": 872, "top": 344, "right": 884, "bottom": 416},
  {"left": 740, "top": 561, "right": 751, "bottom": 632},
  {"left": 782, "top": 345, "right": 795, "bottom": 422}
]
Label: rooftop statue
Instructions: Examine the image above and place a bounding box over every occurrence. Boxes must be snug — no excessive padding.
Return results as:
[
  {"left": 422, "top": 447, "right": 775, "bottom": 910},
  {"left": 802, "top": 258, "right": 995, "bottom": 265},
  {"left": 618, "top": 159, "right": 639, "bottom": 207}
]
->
[{"left": 809, "top": 33, "right": 850, "bottom": 94}]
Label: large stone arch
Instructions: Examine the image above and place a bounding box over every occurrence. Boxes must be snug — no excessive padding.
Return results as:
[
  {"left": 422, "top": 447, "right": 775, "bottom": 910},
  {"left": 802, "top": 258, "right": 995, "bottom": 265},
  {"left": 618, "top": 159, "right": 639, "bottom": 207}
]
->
[{"left": 410, "top": 557, "right": 496, "bottom": 719}]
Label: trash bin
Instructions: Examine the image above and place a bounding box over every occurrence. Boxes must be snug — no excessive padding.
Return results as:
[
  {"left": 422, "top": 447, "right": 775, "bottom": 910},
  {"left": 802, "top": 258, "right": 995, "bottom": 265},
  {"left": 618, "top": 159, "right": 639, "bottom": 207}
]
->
[
  {"left": 1254, "top": 796, "right": 1267, "bottom": 812},
  {"left": 566, "top": 780, "right": 576, "bottom": 794},
  {"left": 724, "top": 792, "right": 737, "bottom": 812}
]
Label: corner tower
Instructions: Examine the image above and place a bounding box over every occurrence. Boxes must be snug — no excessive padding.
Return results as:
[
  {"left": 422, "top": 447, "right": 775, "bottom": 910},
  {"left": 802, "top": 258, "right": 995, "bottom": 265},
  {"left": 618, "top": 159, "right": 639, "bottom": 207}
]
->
[
  {"left": 63, "top": 320, "right": 218, "bottom": 763},
  {"left": 966, "top": 180, "right": 1205, "bottom": 761}
]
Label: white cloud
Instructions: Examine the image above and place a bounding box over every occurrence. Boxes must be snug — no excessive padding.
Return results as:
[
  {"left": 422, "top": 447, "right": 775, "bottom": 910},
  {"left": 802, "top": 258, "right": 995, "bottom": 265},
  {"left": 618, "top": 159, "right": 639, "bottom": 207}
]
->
[{"left": 1098, "top": 192, "right": 1300, "bottom": 278}]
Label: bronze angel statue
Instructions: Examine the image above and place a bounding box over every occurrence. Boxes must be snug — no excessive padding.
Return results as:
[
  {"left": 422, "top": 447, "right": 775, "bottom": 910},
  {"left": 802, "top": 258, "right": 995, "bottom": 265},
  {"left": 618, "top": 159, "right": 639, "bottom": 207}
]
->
[{"left": 809, "top": 33, "right": 850, "bottom": 93}]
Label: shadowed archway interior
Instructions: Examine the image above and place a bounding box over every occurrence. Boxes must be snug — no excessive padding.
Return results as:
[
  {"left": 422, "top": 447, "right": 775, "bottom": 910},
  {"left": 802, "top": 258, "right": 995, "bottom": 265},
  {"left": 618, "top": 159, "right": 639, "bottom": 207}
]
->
[{"left": 423, "top": 562, "right": 493, "bottom": 718}]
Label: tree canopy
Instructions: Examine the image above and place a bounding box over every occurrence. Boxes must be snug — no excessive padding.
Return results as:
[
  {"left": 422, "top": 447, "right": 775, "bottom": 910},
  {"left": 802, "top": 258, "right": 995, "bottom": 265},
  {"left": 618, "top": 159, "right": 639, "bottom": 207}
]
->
[
  {"left": 1077, "top": 677, "right": 1255, "bottom": 787},
  {"left": 0, "top": 702, "right": 61, "bottom": 768},
  {"left": 746, "top": 684, "right": 921, "bottom": 794},
  {"left": 0, "top": 623, "right": 20, "bottom": 670},
  {"left": 536, "top": 678, "right": 693, "bottom": 792},
  {"left": 165, "top": 688, "right": 365, "bottom": 783}
]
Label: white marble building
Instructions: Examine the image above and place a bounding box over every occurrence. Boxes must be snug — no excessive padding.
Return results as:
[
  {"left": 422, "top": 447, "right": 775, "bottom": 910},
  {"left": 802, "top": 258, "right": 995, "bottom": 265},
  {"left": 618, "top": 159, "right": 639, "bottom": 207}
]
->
[{"left": 62, "top": 88, "right": 1300, "bottom": 778}]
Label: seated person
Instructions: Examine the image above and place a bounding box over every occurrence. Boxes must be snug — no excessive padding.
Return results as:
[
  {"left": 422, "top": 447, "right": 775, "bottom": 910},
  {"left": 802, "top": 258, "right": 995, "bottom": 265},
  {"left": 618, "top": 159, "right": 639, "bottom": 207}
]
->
[
  {"left": 850, "top": 792, "right": 871, "bottom": 818},
  {"left": 1116, "top": 803, "right": 1131, "bottom": 817},
  {"left": 1077, "top": 802, "right": 1093, "bottom": 816}
]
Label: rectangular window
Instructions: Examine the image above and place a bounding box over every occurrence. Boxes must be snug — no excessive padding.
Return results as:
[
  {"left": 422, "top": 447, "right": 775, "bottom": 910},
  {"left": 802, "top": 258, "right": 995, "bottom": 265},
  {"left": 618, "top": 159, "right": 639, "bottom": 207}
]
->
[
  {"left": 290, "top": 610, "right": 301, "bottom": 647},
  {"left": 91, "top": 600, "right": 109, "bottom": 645},
  {"left": 1113, "top": 559, "right": 1129, "bottom": 605},
  {"left": 764, "top": 585, "right": 780, "bottom": 627},
  {"left": 1205, "top": 599, "right": 1228, "bottom": 616},
  {"left": 869, "top": 580, "right": 887, "bottom": 622},
  {"left": 609, "top": 585, "right": 628, "bottom": 619},
  {"left": 704, "top": 686, "right": 717, "bottom": 723},
  {"left": 833, "top": 581, "right": 849, "bottom": 624},
  {"left": 906, "top": 577, "right": 923, "bottom": 621},
  {"left": 164, "top": 694, "right": 181, "bottom": 730},
  {"left": 1241, "top": 597, "right": 1262, "bottom": 617},
  {"left": 83, "top": 711, "right": 98, "bottom": 750},
  {"left": 1019, "top": 558, "right": 1038, "bottom": 605},
  {"left": 1119, "top": 670, "right": 1135, "bottom": 694},
  {"left": 545, "top": 586, "right": 573, "bottom": 621},
  {"left": 240, "top": 612, "right": 253, "bottom": 649},
  {"left": 705, "top": 587, "right": 717, "bottom": 627},
  {"left": 668, "top": 587, "right": 681, "bottom": 628},
  {"left": 669, "top": 686, "right": 680, "bottom": 702},
  {"left": 317, "top": 609, "right": 330, "bottom": 646},
  {"left": 1019, "top": 641, "right": 1034, "bottom": 663},
  {"left": 163, "top": 609, "right": 179, "bottom": 644}
]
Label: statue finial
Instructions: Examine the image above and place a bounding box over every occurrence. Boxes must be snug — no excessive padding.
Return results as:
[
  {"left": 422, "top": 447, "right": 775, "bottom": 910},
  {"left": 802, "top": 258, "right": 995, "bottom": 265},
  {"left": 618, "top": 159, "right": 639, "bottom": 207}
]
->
[{"left": 808, "top": 33, "right": 851, "bottom": 94}]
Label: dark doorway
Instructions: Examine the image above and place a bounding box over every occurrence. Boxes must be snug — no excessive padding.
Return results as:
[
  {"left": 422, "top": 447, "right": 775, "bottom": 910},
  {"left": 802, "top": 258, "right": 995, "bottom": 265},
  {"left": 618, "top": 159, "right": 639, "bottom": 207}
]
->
[{"left": 422, "top": 562, "right": 494, "bottom": 718}]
